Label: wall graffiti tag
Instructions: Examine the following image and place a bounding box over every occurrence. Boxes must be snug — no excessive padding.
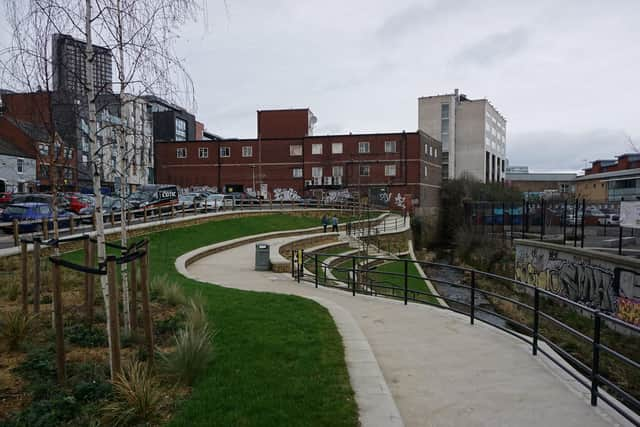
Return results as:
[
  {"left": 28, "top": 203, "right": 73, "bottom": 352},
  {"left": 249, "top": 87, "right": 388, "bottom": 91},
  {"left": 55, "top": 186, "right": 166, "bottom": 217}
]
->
[
  {"left": 273, "top": 187, "right": 301, "bottom": 201},
  {"left": 515, "top": 244, "right": 640, "bottom": 314}
]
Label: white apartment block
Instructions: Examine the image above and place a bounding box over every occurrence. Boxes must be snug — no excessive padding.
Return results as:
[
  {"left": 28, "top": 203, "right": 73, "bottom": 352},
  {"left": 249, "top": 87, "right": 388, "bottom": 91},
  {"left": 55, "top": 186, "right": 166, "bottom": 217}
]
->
[{"left": 418, "top": 89, "right": 507, "bottom": 183}]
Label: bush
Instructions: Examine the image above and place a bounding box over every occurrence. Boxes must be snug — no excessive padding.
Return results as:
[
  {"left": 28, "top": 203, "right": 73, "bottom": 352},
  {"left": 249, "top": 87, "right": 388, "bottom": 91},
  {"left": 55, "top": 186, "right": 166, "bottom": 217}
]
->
[
  {"left": 154, "top": 312, "right": 185, "bottom": 338},
  {"left": 159, "top": 322, "right": 215, "bottom": 386},
  {"left": 1, "top": 311, "right": 37, "bottom": 351},
  {"left": 101, "top": 361, "right": 163, "bottom": 427},
  {"left": 6, "top": 394, "right": 80, "bottom": 426},
  {"left": 66, "top": 323, "right": 108, "bottom": 347},
  {"left": 151, "top": 274, "right": 187, "bottom": 306}
]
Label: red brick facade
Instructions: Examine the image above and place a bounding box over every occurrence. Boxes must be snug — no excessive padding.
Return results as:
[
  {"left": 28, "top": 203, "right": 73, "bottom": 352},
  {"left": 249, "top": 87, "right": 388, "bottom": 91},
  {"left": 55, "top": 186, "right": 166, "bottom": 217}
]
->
[{"left": 155, "top": 110, "right": 442, "bottom": 212}]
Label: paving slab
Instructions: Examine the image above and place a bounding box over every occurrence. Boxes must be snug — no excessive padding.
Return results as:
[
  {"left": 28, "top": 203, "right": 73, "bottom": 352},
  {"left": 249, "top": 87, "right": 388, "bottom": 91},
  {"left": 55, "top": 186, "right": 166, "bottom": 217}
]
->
[{"left": 182, "top": 236, "right": 633, "bottom": 427}]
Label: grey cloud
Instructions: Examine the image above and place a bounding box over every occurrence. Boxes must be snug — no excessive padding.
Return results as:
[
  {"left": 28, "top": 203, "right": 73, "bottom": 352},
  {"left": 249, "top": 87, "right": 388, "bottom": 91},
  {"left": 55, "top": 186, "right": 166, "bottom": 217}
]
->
[
  {"left": 451, "top": 27, "right": 530, "bottom": 67},
  {"left": 375, "top": 0, "right": 466, "bottom": 42},
  {"left": 508, "top": 129, "right": 636, "bottom": 171}
]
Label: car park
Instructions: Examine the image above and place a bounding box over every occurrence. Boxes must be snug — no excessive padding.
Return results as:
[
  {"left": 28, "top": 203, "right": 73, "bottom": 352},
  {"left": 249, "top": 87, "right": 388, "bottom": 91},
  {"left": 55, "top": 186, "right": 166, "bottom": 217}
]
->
[
  {"left": 129, "top": 184, "right": 179, "bottom": 210},
  {"left": 0, "top": 202, "right": 73, "bottom": 233}
]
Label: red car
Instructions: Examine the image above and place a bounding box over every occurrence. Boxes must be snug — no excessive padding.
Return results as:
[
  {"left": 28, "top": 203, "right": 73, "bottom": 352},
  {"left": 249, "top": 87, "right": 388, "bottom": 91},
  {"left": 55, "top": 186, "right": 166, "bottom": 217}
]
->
[
  {"left": 0, "top": 192, "right": 12, "bottom": 209},
  {"left": 65, "top": 193, "right": 94, "bottom": 214}
]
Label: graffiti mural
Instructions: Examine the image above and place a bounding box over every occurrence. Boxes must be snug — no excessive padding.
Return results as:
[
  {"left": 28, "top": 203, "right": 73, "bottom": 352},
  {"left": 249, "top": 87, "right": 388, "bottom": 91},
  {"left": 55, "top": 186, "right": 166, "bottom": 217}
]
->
[
  {"left": 323, "top": 189, "right": 353, "bottom": 203},
  {"left": 394, "top": 193, "right": 406, "bottom": 210},
  {"left": 273, "top": 187, "right": 301, "bottom": 201},
  {"left": 515, "top": 243, "right": 640, "bottom": 314}
]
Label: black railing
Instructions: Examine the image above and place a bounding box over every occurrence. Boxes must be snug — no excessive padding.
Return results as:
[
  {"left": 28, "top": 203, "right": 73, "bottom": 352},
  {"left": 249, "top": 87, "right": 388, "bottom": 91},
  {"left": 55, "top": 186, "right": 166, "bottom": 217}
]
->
[
  {"left": 292, "top": 250, "right": 640, "bottom": 426},
  {"left": 463, "top": 199, "right": 636, "bottom": 256}
]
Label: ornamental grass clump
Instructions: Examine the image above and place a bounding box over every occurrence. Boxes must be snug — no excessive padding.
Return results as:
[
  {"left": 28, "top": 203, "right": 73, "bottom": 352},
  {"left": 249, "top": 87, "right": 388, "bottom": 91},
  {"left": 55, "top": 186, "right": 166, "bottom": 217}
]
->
[
  {"left": 1, "top": 311, "right": 37, "bottom": 351},
  {"left": 101, "top": 361, "right": 163, "bottom": 427},
  {"left": 159, "top": 321, "right": 215, "bottom": 386},
  {"left": 151, "top": 274, "right": 187, "bottom": 307}
]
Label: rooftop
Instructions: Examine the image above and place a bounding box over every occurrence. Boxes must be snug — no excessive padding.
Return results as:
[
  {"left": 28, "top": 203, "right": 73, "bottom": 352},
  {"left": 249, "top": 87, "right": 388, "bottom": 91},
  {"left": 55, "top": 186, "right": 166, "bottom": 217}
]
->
[{"left": 0, "top": 137, "right": 33, "bottom": 158}]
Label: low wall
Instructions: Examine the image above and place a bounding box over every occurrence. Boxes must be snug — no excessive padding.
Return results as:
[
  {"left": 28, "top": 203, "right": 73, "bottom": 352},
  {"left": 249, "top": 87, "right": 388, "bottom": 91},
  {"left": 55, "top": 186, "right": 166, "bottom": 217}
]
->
[{"left": 514, "top": 239, "right": 640, "bottom": 316}]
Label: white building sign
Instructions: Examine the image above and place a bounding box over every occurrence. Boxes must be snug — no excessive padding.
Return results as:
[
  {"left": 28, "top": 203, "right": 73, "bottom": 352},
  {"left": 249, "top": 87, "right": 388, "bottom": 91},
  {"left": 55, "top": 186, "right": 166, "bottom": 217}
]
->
[{"left": 619, "top": 201, "right": 640, "bottom": 229}]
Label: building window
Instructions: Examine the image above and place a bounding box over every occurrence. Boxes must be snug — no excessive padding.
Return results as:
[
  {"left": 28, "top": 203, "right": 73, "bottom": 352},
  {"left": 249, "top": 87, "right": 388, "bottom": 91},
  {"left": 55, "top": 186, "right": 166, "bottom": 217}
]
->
[
  {"left": 81, "top": 154, "right": 88, "bottom": 164},
  {"left": 16, "top": 158, "right": 24, "bottom": 174},
  {"left": 290, "top": 144, "right": 303, "bottom": 156},
  {"left": 64, "top": 147, "right": 73, "bottom": 159},
  {"left": 358, "top": 141, "right": 370, "bottom": 154},
  {"left": 441, "top": 104, "right": 450, "bottom": 148},
  {"left": 312, "top": 167, "right": 323, "bottom": 178},
  {"left": 39, "top": 165, "right": 49, "bottom": 178},
  {"left": 384, "top": 164, "right": 396, "bottom": 177},
  {"left": 292, "top": 168, "right": 303, "bottom": 178},
  {"left": 359, "top": 165, "right": 370, "bottom": 176},
  {"left": 331, "top": 143, "right": 343, "bottom": 154},
  {"left": 198, "top": 147, "right": 209, "bottom": 159},
  {"left": 332, "top": 166, "right": 343, "bottom": 177},
  {"left": 39, "top": 143, "right": 49, "bottom": 156},
  {"left": 242, "top": 146, "right": 253, "bottom": 157},
  {"left": 175, "top": 118, "right": 187, "bottom": 141},
  {"left": 424, "top": 165, "right": 428, "bottom": 177},
  {"left": 81, "top": 135, "right": 89, "bottom": 152},
  {"left": 385, "top": 140, "right": 396, "bottom": 153},
  {"left": 312, "top": 144, "right": 323, "bottom": 155},
  {"left": 64, "top": 167, "right": 73, "bottom": 180},
  {"left": 176, "top": 148, "right": 187, "bottom": 158},
  {"left": 434, "top": 148, "right": 438, "bottom": 158},
  {"left": 220, "top": 146, "right": 231, "bottom": 158}
]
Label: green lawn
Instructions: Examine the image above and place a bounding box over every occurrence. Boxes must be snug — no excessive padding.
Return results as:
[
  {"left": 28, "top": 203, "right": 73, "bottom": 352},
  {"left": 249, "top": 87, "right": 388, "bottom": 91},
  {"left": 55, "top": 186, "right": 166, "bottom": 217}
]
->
[
  {"left": 369, "top": 260, "right": 440, "bottom": 305},
  {"left": 67, "top": 213, "right": 358, "bottom": 426},
  {"left": 305, "top": 246, "right": 352, "bottom": 282}
]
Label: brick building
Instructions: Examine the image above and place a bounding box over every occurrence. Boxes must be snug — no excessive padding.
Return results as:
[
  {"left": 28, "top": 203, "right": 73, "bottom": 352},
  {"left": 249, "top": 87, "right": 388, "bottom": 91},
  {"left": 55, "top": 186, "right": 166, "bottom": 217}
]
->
[
  {"left": 155, "top": 109, "right": 442, "bottom": 213},
  {"left": 576, "top": 154, "right": 640, "bottom": 201}
]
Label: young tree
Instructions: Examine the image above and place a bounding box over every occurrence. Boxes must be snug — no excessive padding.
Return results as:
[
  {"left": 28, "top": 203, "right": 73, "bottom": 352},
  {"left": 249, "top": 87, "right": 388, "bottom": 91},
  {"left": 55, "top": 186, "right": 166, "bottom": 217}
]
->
[{"left": 92, "top": 0, "right": 199, "bottom": 333}]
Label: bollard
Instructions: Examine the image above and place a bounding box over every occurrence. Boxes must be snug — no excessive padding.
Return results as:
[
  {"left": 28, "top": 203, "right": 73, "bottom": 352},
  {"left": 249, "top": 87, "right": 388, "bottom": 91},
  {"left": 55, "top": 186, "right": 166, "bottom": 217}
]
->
[
  {"left": 13, "top": 219, "right": 19, "bottom": 246},
  {"left": 21, "top": 240, "right": 28, "bottom": 313},
  {"left": 106, "top": 256, "right": 122, "bottom": 378},
  {"left": 470, "top": 270, "right": 476, "bottom": 325},
  {"left": 52, "top": 262, "right": 65, "bottom": 384},
  {"left": 33, "top": 238, "right": 41, "bottom": 313},
  {"left": 140, "top": 243, "right": 154, "bottom": 364}
]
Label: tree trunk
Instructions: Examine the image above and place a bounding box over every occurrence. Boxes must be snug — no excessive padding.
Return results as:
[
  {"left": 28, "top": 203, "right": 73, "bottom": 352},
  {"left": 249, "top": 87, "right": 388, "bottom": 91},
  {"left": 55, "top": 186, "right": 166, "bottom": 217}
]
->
[{"left": 85, "top": 0, "right": 112, "bottom": 376}]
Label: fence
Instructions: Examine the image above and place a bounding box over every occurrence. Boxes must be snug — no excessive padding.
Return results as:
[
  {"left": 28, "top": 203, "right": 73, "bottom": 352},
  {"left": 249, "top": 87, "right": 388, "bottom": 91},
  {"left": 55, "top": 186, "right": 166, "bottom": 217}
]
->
[
  {"left": 292, "top": 250, "right": 640, "bottom": 425},
  {"left": 0, "top": 198, "right": 367, "bottom": 249},
  {"left": 463, "top": 199, "right": 636, "bottom": 256}
]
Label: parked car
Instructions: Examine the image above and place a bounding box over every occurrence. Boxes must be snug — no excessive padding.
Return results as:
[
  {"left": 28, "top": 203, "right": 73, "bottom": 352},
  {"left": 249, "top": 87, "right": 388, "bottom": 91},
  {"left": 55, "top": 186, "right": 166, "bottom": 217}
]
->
[
  {"left": 202, "top": 193, "right": 224, "bottom": 209},
  {"left": 598, "top": 214, "right": 620, "bottom": 225},
  {"left": 129, "top": 184, "right": 179, "bottom": 210},
  {"left": 0, "top": 192, "right": 12, "bottom": 208},
  {"left": 0, "top": 202, "right": 73, "bottom": 233},
  {"left": 77, "top": 196, "right": 125, "bottom": 222},
  {"left": 66, "top": 193, "right": 94, "bottom": 214},
  {"left": 178, "top": 193, "right": 204, "bottom": 209},
  {"left": 11, "top": 193, "right": 70, "bottom": 211}
]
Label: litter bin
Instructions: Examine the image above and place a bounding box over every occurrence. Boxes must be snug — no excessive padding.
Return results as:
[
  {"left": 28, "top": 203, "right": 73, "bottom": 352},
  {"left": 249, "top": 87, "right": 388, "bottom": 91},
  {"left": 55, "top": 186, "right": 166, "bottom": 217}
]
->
[{"left": 255, "top": 243, "right": 270, "bottom": 271}]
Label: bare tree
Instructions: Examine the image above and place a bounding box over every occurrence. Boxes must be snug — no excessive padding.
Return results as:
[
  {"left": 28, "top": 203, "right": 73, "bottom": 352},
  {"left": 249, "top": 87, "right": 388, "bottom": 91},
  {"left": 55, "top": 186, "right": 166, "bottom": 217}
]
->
[{"left": 91, "top": 0, "right": 199, "bottom": 333}]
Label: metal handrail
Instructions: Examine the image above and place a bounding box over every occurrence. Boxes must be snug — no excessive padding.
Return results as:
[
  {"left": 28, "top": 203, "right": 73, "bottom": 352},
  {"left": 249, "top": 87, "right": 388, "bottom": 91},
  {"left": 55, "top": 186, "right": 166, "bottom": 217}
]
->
[{"left": 296, "top": 250, "right": 640, "bottom": 424}]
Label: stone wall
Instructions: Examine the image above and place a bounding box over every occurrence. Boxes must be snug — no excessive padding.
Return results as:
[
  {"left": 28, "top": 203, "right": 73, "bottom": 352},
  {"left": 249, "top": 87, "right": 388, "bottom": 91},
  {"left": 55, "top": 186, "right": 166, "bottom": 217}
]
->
[{"left": 514, "top": 239, "right": 640, "bottom": 315}]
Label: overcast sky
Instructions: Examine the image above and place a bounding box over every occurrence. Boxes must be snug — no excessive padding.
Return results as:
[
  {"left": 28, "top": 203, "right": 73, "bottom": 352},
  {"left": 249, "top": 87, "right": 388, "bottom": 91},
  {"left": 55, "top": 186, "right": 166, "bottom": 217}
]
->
[{"left": 175, "top": 0, "right": 640, "bottom": 172}]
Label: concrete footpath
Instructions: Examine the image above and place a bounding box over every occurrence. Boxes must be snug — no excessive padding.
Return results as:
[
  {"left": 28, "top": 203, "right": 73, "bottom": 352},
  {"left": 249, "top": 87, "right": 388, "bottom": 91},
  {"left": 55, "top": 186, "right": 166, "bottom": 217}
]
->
[{"left": 182, "top": 237, "right": 630, "bottom": 427}]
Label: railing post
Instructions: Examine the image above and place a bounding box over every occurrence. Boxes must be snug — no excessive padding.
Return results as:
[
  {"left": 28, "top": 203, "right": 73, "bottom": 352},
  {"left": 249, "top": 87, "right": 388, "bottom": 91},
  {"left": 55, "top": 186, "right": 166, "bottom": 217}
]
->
[
  {"left": 42, "top": 218, "right": 49, "bottom": 240},
  {"left": 69, "top": 215, "right": 75, "bottom": 235},
  {"left": 540, "top": 198, "right": 545, "bottom": 241},
  {"left": 299, "top": 249, "right": 304, "bottom": 279},
  {"left": 581, "top": 199, "right": 586, "bottom": 249},
  {"left": 403, "top": 259, "right": 408, "bottom": 305},
  {"left": 129, "top": 257, "right": 137, "bottom": 331},
  {"left": 591, "top": 311, "right": 601, "bottom": 406},
  {"left": 52, "top": 261, "right": 65, "bottom": 384},
  {"left": 12, "top": 219, "right": 19, "bottom": 246},
  {"left": 314, "top": 253, "right": 319, "bottom": 288},
  {"left": 533, "top": 286, "right": 540, "bottom": 355},
  {"left": 83, "top": 237, "right": 91, "bottom": 323},
  {"left": 143, "top": 206, "right": 147, "bottom": 222},
  {"left": 470, "top": 270, "right": 476, "bottom": 325},
  {"left": 562, "top": 200, "right": 568, "bottom": 245},
  {"left": 352, "top": 256, "right": 356, "bottom": 296}
]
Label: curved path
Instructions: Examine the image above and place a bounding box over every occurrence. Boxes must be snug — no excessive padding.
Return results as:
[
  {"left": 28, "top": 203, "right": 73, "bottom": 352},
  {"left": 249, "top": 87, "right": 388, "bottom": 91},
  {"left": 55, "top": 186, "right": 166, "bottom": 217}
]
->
[{"left": 180, "top": 236, "right": 631, "bottom": 427}]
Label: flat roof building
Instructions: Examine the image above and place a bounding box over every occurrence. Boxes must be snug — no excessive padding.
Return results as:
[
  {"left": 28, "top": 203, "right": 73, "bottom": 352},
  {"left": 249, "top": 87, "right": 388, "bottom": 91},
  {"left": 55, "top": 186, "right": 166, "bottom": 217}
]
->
[{"left": 418, "top": 89, "right": 507, "bottom": 184}]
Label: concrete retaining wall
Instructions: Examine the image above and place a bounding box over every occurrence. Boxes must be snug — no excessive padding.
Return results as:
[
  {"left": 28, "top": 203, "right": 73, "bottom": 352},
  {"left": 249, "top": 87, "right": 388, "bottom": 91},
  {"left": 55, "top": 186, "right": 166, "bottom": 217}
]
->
[{"left": 514, "top": 239, "right": 640, "bottom": 315}]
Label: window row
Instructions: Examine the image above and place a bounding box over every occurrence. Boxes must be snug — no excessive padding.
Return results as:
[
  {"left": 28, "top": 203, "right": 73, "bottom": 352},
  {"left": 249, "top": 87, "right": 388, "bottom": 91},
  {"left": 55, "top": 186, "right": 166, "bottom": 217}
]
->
[
  {"left": 425, "top": 144, "right": 438, "bottom": 158},
  {"left": 176, "top": 146, "right": 254, "bottom": 159},
  {"left": 295, "top": 141, "right": 397, "bottom": 156},
  {"left": 292, "top": 164, "right": 398, "bottom": 178}
]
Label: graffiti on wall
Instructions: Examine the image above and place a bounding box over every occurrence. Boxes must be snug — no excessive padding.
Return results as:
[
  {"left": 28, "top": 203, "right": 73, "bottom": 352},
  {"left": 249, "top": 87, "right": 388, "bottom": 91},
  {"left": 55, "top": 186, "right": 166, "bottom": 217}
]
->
[
  {"left": 273, "top": 187, "right": 301, "bottom": 201},
  {"left": 323, "top": 189, "right": 353, "bottom": 203},
  {"left": 515, "top": 245, "right": 640, "bottom": 313}
]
